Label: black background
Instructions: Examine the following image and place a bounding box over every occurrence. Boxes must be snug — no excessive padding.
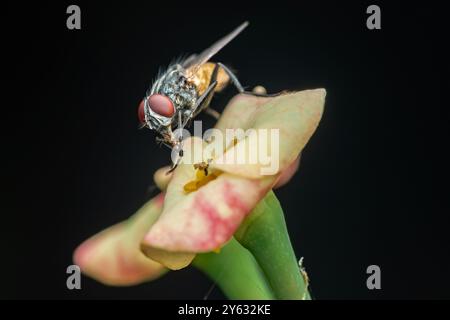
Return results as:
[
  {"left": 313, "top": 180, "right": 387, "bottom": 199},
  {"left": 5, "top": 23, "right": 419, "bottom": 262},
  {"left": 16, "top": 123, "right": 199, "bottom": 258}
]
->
[{"left": 3, "top": 1, "right": 449, "bottom": 299}]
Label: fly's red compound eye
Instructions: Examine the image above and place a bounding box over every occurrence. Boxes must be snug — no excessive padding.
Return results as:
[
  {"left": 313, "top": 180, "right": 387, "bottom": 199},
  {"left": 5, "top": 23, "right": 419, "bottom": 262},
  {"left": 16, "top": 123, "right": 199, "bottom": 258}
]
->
[
  {"left": 138, "top": 99, "right": 146, "bottom": 124},
  {"left": 147, "top": 94, "right": 175, "bottom": 118}
]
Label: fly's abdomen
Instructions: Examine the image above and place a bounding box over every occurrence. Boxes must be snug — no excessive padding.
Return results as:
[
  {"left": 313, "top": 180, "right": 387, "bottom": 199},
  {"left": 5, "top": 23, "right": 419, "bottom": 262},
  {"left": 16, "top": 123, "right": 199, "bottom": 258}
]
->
[{"left": 189, "top": 63, "right": 230, "bottom": 96}]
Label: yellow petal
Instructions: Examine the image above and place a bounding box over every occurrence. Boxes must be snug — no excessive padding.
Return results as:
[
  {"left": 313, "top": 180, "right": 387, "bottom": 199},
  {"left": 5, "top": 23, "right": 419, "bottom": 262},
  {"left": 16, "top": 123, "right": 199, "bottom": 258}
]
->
[{"left": 140, "top": 246, "right": 195, "bottom": 270}]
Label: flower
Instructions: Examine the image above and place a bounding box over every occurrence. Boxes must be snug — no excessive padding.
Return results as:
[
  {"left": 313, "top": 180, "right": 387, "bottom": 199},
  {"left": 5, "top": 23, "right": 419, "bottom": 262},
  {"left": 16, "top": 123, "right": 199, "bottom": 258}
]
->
[{"left": 74, "top": 89, "right": 326, "bottom": 283}]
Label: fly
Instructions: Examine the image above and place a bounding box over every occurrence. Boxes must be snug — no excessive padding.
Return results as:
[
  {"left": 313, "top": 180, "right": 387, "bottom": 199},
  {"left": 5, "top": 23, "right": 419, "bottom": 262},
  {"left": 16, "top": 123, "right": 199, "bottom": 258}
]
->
[{"left": 137, "top": 21, "right": 275, "bottom": 172}]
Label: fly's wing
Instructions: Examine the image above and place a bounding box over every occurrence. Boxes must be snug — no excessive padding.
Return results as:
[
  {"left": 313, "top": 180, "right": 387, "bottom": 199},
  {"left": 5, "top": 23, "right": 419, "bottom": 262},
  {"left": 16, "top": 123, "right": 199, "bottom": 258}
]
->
[{"left": 183, "top": 21, "right": 249, "bottom": 77}]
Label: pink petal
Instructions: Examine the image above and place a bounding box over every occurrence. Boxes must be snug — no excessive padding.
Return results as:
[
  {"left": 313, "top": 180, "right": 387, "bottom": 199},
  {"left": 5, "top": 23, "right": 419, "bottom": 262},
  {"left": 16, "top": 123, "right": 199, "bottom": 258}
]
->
[
  {"left": 211, "top": 89, "right": 326, "bottom": 178},
  {"left": 274, "top": 156, "right": 301, "bottom": 189},
  {"left": 73, "top": 194, "right": 167, "bottom": 286}
]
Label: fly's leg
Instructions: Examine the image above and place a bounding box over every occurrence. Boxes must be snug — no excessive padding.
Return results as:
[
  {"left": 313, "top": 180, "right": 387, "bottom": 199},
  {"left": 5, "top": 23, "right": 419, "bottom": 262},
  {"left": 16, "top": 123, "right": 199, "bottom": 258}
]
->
[
  {"left": 167, "top": 112, "right": 185, "bottom": 174},
  {"left": 217, "top": 62, "right": 282, "bottom": 97},
  {"left": 155, "top": 136, "right": 173, "bottom": 150},
  {"left": 204, "top": 107, "right": 221, "bottom": 120},
  {"left": 217, "top": 62, "right": 245, "bottom": 92},
  {"left": 176, "top": 111, "right": 184, "bottom": 156},
  {"left": 167, "top": 146, "right": 182, "bottom": 174},
  {"left": 203, "top": 63, "right": 222, "bottom": 119},
  {"left": 177, "top": 110, "right": 184, "bottom": 143},
  {"left": 183, "top": 80, "right": 218, "bottom": 128}
]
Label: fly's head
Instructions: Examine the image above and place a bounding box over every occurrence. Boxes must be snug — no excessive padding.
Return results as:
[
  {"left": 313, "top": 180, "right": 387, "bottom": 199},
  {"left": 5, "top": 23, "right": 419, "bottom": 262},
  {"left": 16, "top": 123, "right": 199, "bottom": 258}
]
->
[
  {"left": 138, "top": 94, "right": 177, "bottom": 143},
  {"left": 138, "top": 93, "right": 185, "bottom": 171}
]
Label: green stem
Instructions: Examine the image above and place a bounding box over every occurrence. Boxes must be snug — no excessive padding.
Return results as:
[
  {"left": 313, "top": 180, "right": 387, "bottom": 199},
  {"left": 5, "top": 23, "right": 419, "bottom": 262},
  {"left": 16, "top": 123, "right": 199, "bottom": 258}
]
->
[
  {"left": 192, "top": 237, "right": 275, "bottom": 300},
  {"left": 235, "top": 190, "right": 310, "bottom": 300}
]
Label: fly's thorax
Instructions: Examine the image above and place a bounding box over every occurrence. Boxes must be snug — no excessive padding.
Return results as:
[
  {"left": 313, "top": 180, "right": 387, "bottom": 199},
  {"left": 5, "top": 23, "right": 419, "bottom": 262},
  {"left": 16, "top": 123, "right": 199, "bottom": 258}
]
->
[
  {"left": 145, "top": 64, "right": 198, "bottom": 131},
  {"left": 188, "top": 62, "right": 230, "bottom": 96},
  {"left": 157, "top": 66, "right": 198, "bottom": 113}
]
